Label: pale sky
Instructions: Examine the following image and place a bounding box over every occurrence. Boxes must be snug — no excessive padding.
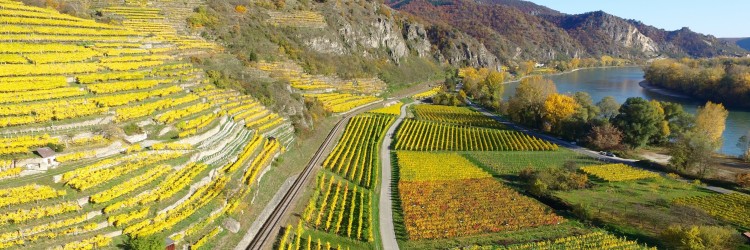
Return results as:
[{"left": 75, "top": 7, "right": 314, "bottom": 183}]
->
[{"left": 527, "top": 0, "right": 750, "bottom": 38}]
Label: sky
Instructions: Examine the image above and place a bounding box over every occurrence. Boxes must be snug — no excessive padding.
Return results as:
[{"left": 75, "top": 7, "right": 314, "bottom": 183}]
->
[{"left": 527, "top": 0, "right": 750, "bottom": 38}]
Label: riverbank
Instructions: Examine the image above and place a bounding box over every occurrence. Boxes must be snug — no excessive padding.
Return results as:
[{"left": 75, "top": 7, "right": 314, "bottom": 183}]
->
[
  {"left": 638, "top": 80, "right": 693, "bottom": 99},
  {"left": 501, "top": 65, "right": 642, "bottom": 85}
]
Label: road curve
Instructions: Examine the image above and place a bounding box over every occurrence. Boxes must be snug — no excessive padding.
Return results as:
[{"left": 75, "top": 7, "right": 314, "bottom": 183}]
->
[{"left": 378, "top": 102, "right": 412, "bottom": 250}]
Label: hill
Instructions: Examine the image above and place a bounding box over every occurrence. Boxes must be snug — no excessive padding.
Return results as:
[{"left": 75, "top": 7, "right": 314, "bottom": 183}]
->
[
  {"left": 388, "top": 0, "right": 746, "bottom": 62},
  {"left": 720, "top": 37, "right": 750, "bottom": 51}
]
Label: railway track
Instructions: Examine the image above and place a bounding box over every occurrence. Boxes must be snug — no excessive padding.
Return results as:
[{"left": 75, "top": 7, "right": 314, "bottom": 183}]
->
[
  {"left": 245, "top": 83, "right": 436, "bottom": 250},
  {"left": 245, "top": 106, "right": 366, "bottom": 250}
]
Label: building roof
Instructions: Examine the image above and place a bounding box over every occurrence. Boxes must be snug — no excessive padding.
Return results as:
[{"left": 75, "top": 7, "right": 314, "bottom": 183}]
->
[
  {"left": 744, "top": 232, "right": 750, "bottom": 239},
  {"left": 35, "top": 147, "right": 56, "bottom": 158}
]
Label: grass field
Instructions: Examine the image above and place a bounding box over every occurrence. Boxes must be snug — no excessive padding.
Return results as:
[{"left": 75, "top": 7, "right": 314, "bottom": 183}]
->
[
  {"left": 462, "top": 148, "right": 602, "bottom": 175},
  {"left": 555, "top": 176, "right": 718, "bottom": 244}
]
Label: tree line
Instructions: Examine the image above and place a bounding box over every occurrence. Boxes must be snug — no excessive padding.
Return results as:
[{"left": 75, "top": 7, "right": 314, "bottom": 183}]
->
[
  {"left": 644, "top": 58, "right": 750, "bottom": 108},
  {"left": 435, "top": 70, "right": 743, "bottom": 182}
]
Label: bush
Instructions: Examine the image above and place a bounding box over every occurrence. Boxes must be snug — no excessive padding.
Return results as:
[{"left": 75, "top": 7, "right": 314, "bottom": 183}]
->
[
  {"left": 123, "top": 123, "right": 143, "bottom": 136},
  {"left": 660, "top": 225, "right": 743, "bottom": 250},
  {"left": 46, "top": 143, "right": 65, "bottom": 152},
  {"left": 523, "top": 167, "right": 588, "bottom": 195},
  {"left": 125, "top": 234, "right": 164, "bottom": 250},
  {"left": 737, "top": 173, "right": 750, "bottom": 188}
]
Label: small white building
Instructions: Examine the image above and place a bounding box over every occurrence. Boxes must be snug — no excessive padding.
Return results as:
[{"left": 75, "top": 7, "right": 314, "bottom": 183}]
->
[{"left": 26, "top": 147, "right": 59, "bottom": 171}]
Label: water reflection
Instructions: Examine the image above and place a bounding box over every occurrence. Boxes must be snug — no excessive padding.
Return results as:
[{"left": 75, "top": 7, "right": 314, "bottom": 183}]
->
[{"left": 502, "top": 67, "right": 750, "bottom": 156}]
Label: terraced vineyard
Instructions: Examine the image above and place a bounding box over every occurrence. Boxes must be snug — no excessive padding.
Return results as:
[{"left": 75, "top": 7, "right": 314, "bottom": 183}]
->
[
  {"left": 0, "top": 1, "right": 293, "bottom": 249},
  {"left": 411, "top": 86, "right": 441, "bottom": 100},
  {"left": 396, "top": 152, "right": 563, "bottom": 240},
  {"left": 255, "top": 61, "right": 385, "bottom": 113}
]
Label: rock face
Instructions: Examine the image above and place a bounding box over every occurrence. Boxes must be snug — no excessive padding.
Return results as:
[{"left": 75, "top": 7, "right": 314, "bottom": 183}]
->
[
  {"left": 388, "top": 0, "right": 745, "bottom": 61},
  {"left": 557, "top": 11, "right": 660, "bottom": 58},
  {"left": 306, "top": 2, "right": 502, "bottom": 69}
]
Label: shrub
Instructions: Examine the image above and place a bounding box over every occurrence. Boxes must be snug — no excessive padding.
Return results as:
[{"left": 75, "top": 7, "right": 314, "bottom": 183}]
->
[
  {"left": 736, "top": 173, "right": 750, "bottom": 188},
  {"left": 660, "top": 225, "right": 743, "bottom": 250},
  {"left": 125, "top": 234, "right": 164, "bottom": 250}
]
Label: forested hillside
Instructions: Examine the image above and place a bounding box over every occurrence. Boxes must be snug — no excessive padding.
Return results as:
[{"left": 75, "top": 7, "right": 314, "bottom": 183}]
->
[{"left": 389, "top": 0, "right": 745, "bottom": 63}]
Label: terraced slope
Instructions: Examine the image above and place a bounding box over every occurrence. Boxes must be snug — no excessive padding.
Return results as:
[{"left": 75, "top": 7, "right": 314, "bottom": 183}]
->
[{"left": 0, "top": 0, "right": 295, "bottom": 249}]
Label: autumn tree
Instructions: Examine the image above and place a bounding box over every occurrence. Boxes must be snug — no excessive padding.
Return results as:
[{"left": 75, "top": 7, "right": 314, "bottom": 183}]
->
[
  {"left": 585, "top": 123, "right": 624, "bottom": 151},
  {"left": 518, "top": 60, "right": 535, "bottom": 76},
  {"left": 613, "top": 97, "right": 663, "bottom": 148},
  {"left": 507, "top": 76, "right": 557, "bottom": 128},
  {"left": 670, "top": 102, "right": 728, "bottom": 176},
  {"left": 543, "top": 93, "right": 578, "bottom": 132},
  {"left": 570, "top": 58, "right": 581, "bottom": 69},
  {"left": 649, "top": 100, "right": 671, "bottom": 144},
  {"left": 693, "top": 101, "right": 729, "bottom": 147}
]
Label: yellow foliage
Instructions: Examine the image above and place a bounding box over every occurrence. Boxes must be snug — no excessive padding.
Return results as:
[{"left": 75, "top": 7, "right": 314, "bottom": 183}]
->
[{"left": 543, "top": 93, "right": 579, "bottom": 128}]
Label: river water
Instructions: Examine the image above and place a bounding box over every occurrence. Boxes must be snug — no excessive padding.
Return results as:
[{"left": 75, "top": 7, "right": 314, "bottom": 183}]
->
[{"left": 502, "top": 66, "right": 750, "bottom": 156}]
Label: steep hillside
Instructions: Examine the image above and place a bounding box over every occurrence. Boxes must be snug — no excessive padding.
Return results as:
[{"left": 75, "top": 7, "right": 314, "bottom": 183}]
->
[
  {"left": 720, "top": 37, "right": 750, "bottom": 52},
  {"left": 388, "top": 0, "right": 746, "bottom": 61}
]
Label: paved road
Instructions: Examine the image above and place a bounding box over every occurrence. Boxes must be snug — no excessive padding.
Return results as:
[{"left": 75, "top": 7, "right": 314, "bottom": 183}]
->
[
  {"left": 470, "top": 104, "right": 735, "bottom": 194},
  {"left": 378, "top": 102, "right": 412, "bottom": 250}
]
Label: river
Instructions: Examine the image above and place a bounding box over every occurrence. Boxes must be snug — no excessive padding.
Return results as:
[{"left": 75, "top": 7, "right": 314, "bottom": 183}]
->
[{"left": 502, "top": 66, "right": 750, "bottom": 156}]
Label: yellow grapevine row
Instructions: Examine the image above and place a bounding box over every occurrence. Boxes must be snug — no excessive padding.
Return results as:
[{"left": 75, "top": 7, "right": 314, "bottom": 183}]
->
[
  {"left": 0, "top": 76, "right": 68, "bottom": 92},
  {"left": 89, "top": 165, "right": 171, "bottom": 203},
  {"left": 395, "top": 119, "right": 557, "bottom": 151},
  {"left": 86, "top": 79, "right": 172, "bottom": 94},
  {"left": 115, "top": 94, "right": 199, "bottom": 122},
  {"left": 56, "top": 150, "right": 96, "bottom": 163},
  {"left": 396, "top": 152, "right": 491, "bottom": 181},
  {"left": 90, "top": 85, "right": 182, "bottom": 107},
  {"left": 579, "top": 164, "right": 660, "bottom": 182},
  {"left": 0, "top": 87, "right": 85, "bottom": 104},
  {"left": 105, "top": 163, "right": 207, "bottom": 213},
  {"left": 108, "top": 207, "right": 149, "bottom": 227},
  {"left": 0, "top": 201, "right": 79, "bottom": 225},
  {"left": 0, "top": 184, "right": 65, "bottom": 208},
  {"left": 65, "top": 152, "right": 180, "bottom": 191},
  {"left": 155, "top": 102, "right": 212, "bottom": 124}
]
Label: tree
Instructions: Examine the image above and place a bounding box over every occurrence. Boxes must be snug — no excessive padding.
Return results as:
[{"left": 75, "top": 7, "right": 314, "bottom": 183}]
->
[
  {"left": 585, "top": 123, "right": 624, "bottom": 151},
  {"left": 649, "top": 100, "right": 670, "bottom": 144},
  {"left": 670, "top": 131, "right": 716, "bottom": 177},
  {"left": 694, "top": 101, "right": 729, "bottom": 147},
  {"left": 543, "top": 93, "right": 578, "bottom": 132},
  {"left": 571, "top": 92, "right": 600, "bottom": 122},
  {"left": 507, "top": 76, "right": 557, "bottom": 128},
  {"left": 596, "top": 96, "right": 620, "bottom": 120},
  {"left": 661, "top": 101, "right": 694, "bottom": 138},
  {"left": 125, "top": 234, "right": 164, "bottom": 250},
  {"left": 737, "top": 130, "right": 750, "bottom": 161},
  {"left": 613, "top": 97, "right": 663, "bottom": 148}
]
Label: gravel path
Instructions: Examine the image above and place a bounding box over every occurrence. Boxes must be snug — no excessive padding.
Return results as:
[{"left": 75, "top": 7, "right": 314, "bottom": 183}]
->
[{"left": 378, "top": 102, "right": 411, "bottom": 250}]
